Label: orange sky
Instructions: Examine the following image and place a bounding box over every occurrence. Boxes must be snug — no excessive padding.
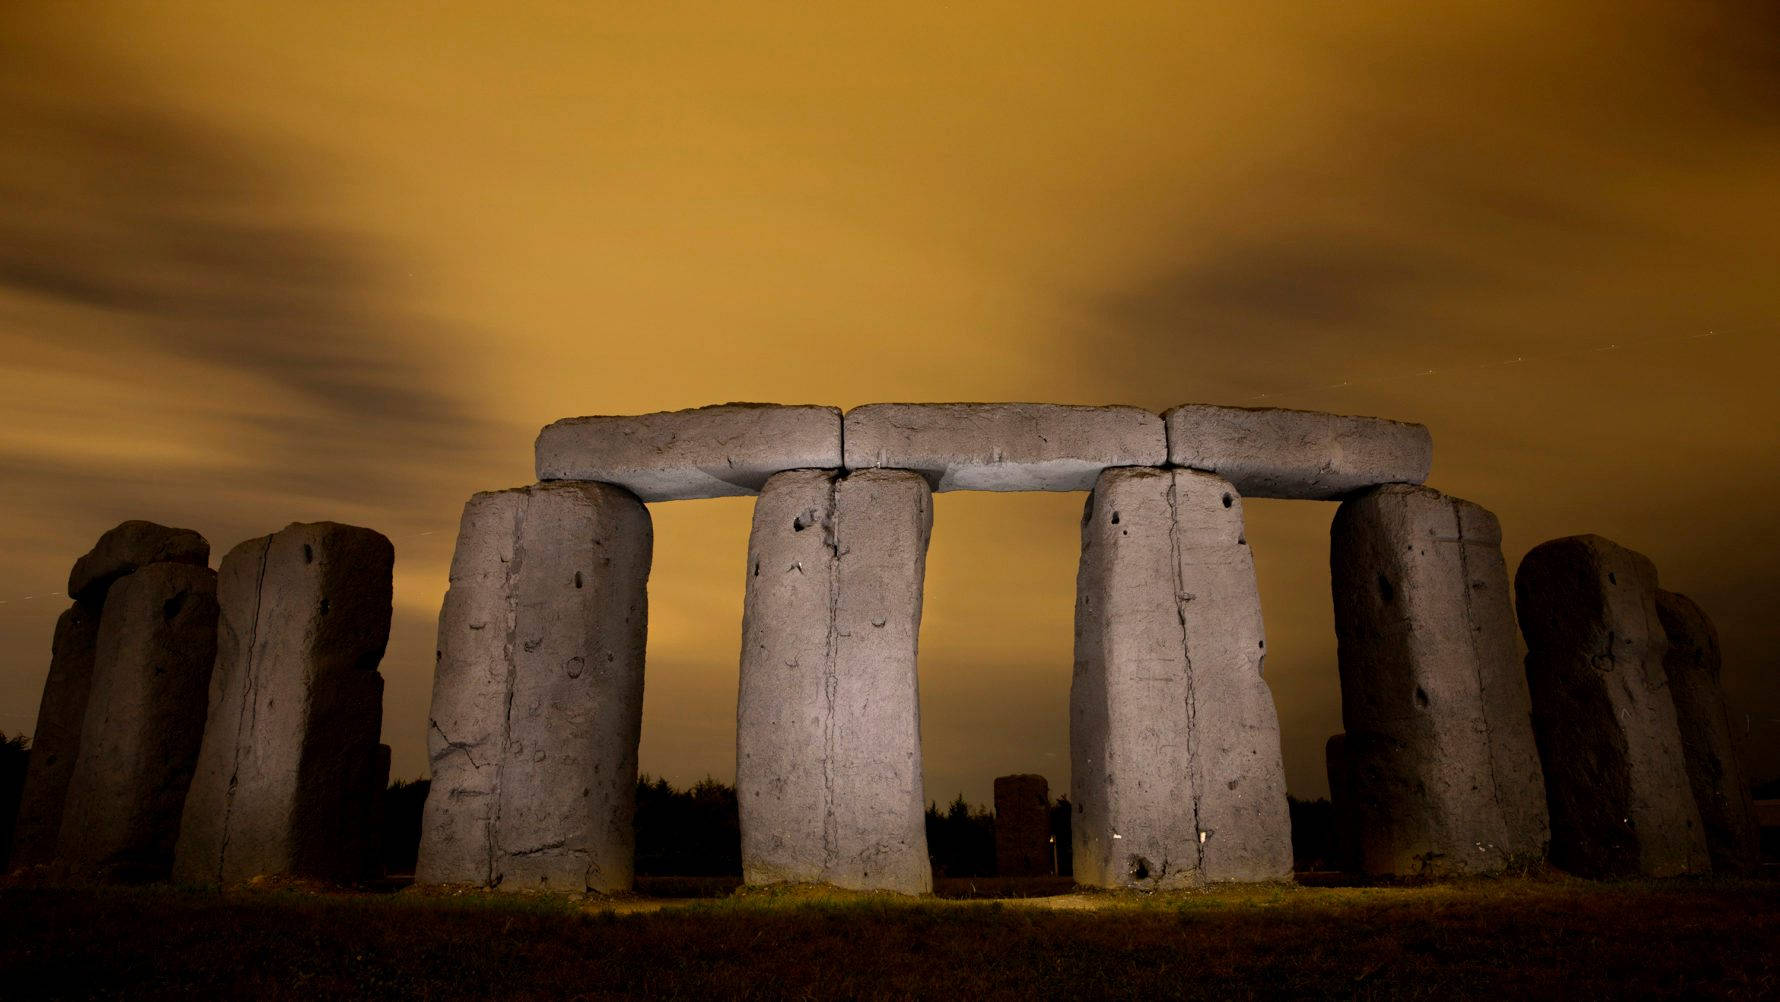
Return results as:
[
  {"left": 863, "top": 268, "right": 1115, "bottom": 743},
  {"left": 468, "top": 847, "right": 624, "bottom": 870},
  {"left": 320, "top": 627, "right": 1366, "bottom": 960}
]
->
[{"left": 2, "top": 2, "right": 1776, "bottom": 804}]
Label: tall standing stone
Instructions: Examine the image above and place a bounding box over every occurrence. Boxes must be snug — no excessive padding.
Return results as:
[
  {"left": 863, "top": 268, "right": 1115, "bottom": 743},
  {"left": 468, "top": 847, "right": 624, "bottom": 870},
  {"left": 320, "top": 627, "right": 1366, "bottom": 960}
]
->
[
  {"left": 736, "top": 468, "right": 933, "bottom": 894},
  {"left": 174, "top": 523, "right": 393, "bottom": 886},
  {"left": 1329, "top": 485, "right": 1549, "bottom": 875},
  {"left": 1656, "top": 590, "right": 1759, "bottom": 874},
  {"left": 1516, "top": 535, "right": 1708, "bottom": 877},
  {"left": 415, "top": 483, "right": 652, "bottom": 894},
  {"left": 993, "top": 774, "right": 1051, "bottom": 877},
  {"left": 57, "top": 563, "right": 218, "bottom": 880},
  {"left": 1071, "top": 467, "right": 1291, "bottom": 889}
]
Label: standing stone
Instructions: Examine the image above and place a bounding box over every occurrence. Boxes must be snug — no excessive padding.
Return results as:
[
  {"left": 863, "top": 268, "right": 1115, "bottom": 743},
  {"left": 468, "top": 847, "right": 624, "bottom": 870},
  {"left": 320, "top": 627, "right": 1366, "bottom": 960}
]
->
[
  {"left": 1657, "top": 590, "right": 1759, "bottom": 874},
  {"left": 57, "top": 563, "right": 218, "bottom": 880},
  {"left": 1329, "top": 485, "right": 1549, "bottom": 875},
  {"left": 66, "top": 520, "right": 210, "bottom": 606},
  {"left": 8, "top": 604, "right": 100, "bottom": 869},
  {"left": 174, "top": 523, "right": 393, "bottom": 886},
  {"left": 1516, "top": 535, "right": 1708, "bottom": 877},
  {"left": 736, "top": 468, "right": 933, "bottom": 894},
  {"left": 993, "top": 774, "right": 1051, "bottom": 876},
  {"left": 1071, "top": 467, "right": 1292, "bottom": 890},
  {"left": 415, "top": 483, "right": 652, "bottom": 894}
]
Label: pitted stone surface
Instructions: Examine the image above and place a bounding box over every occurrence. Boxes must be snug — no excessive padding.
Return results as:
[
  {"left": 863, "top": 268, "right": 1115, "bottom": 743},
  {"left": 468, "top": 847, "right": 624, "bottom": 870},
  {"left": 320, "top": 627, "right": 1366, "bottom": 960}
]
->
[
  {"left": 9, "top": 602, "right": 100, "bottom": 868},
  {"left": 535, "top": 403, "right": 842, "bottom": 501},
  {"left": 415, "top": 482, "right": 652, "bottom": 894},
  {"left": 1163, "top": 404, "right": 1431, "bottom": 500},
  {"left": 1071, "top": 467, "right": 1291, "bottom": 890},
  {"left": 993, "top": 774, "right": 1051, "bottom": 877},
  {"left": 1330, "top": 485, "right": 1548, "bottom": 875},
  {"left": 1657, "top": 590, "right": 1759, "bottom": 875},
  {"left": 737, "top": 469, "right": 932, "bottom": 894},
  {"left": 1516, "top": 535, "right": 1708, "bottom": 877},
  {"left": 57, "top": 563, "right": 218, "bottom": 880},
  {"left": 67, "top": 520, "right": 209, "bottom": 605},
  {"left": 843, "top": 403, "right": 1165, "bottom": 492},
  {"left": 175, "top": 523, "right": 393, "bottom": 886}
]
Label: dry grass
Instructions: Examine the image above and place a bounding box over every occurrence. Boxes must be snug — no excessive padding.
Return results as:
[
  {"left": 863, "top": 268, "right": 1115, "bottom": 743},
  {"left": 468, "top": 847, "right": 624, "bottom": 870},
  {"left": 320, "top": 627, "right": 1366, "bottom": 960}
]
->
[{"left": 2, "top": 875, "right": 1777, "bottom": 999}]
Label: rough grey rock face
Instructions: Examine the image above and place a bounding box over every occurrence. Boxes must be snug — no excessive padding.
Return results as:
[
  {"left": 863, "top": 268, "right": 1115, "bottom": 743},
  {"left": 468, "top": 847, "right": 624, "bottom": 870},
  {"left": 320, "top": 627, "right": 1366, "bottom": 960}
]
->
[
  {"left": 57, "top": 563, "right": 218, "bottom": 880},
  {"left": 736, "top": 468, "right": 933, "bottom": 894},
  {"left": 1515, "top": 535, "right": 1708, "bottom": 878},
  {"left": 1656, "top": 590, "right": 1759, "bottom": 875},
  {"left": 993, "top": 774, "right": 1051, "bottom": 877},
  {"left": 67, "top": 520, "right": 209, "bottom": 606},
  {"left": 8, "top": 602, "right": 101, "bottom": 869},
  {"left": 415, "top": 483, "right": 652, "bottom": 894},
  {"left": 1163, "top": 404, "right": 1432, "bottom": 500},
  {"left": 1329, "top": 485, "right": 1549, "bottom": 875},
  {"left": 843, "top": 403, "right": 1165, "bottom": 492},
  {"left": 535, "top": 404, "right": 842, "bottom": 501},
  {"left": 1071, "top": 467, "right": 1292, "bottom": 890},
  {"left": 174, "top": 523, "right": 393, "bottom": 886}
]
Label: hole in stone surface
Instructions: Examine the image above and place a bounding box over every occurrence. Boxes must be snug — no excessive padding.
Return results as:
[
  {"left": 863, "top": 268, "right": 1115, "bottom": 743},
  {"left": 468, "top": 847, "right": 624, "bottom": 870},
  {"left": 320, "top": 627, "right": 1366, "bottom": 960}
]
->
[
  {"left": 1110, "top": 511, "right": 1120, "bottom": 525},
  {"left": 162, "top": 592, "right": 187, "bottom": 621},
  {"left": 1222, "top": 493, "right": 1232, "bottom": 508},
  {"left": 1415, "top": 686, "right": 1430, "bottom": 708},
  {"left": 1258, "top": 639, "right": 1265, "bottom": 649},
  {"left": 753, "top": 560, "right": 760, "bottom": 577},
  {"left": 574, "top": 571, "right": 584, "bottom": 589},
  {"left": 1129, "top": 856, "right": 1151, "bottom": 881},
  {"left": 1608, "top": 571, "right": 1617, "bottom": 585},
  {"left": 302, "top": 544, "right": 313, "bottom": 564},
  {"left": 1377, "top": 574, "right": 1396, "bottom": 603},
  {"left": 319, "top": 598, "right": 330, "bottom": 616}
]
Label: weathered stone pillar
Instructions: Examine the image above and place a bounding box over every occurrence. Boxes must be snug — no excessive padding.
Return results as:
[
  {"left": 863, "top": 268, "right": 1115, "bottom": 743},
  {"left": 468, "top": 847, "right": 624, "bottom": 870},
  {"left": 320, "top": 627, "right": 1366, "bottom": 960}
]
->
[
  {"left": 174, "top": 523, "right": 393, "bottom": 886},
  {"left": 57, "top": 562, "right": 218, "bottom": 880},
  {"left": 993, "top": 774, "right": 1051, "bottom": 877},
  {"left": 1329, "top": 485, "right": 1549, "bottom": 875},
  {"left": 1071, "top": 467, "right": 1291, "bottom": 889},
  {"left": 1515, "top": 535, "right": 1708, "bottom": 877},
  {"left": 1656, "top": 590, "right": 1759, "bottom": 874},
  {"left": 10, "top": 521, "right": 208, "bottom": 870},
  {"left": 415, "top": 483, "right": 651, "bottom": 894},
  {"left": 736, "top": 468, "right": 933, "bottom": 894}
]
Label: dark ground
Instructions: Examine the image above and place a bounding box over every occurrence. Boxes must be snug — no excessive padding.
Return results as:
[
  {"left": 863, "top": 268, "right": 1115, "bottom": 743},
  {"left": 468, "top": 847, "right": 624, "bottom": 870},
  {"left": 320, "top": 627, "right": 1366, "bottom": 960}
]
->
[{"left": 2, "top": 876, "right": 1776, "bottom": 1000}]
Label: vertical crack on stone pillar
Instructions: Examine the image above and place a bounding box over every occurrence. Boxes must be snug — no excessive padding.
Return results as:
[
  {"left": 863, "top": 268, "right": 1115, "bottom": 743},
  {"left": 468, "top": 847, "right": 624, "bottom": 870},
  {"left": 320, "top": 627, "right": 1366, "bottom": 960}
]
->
[
  {"left": 214, "top": 538, "right": 271, "bottom": 883},
  {"left": 489, "top": 493, "right": 527, "bottom": 887},
  {"left": 1163, "top": 473, "right": 1205, "bottom": 875}
]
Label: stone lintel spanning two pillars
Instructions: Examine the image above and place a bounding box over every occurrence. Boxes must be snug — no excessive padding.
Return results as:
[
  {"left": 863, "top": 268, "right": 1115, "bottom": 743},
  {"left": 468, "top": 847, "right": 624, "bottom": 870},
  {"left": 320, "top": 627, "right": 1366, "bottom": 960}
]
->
[
  {"left": 736, "top": 468, "right": 933, "bottom": 894},
  {"left": 1329, "top": 485, "right": 1550, "bottom": 876},
  {"left": 1071, "top": 467, "right": 1293, "bottom": 890},
  {"left": 416, "top": 482, "right": 652, "bottom": 893}
]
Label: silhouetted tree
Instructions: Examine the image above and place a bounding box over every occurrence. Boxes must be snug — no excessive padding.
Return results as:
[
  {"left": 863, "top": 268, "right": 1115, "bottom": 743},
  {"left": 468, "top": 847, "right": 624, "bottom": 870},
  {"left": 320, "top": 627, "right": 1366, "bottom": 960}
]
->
[
  {"left": 633, "top": 775, "right": 741, "bottom": 876},
  {"left": 380, "top": 778, "right": 430, "bottom": 875},
  {"left": 1049, "top": 796, "right": 1073, "bottom": 877},
  {"left": 926, "top": 795, "right": 996, "bottom": 877},
  {"left": 0, "top": 733, "right": 27, "bottom": 868}
]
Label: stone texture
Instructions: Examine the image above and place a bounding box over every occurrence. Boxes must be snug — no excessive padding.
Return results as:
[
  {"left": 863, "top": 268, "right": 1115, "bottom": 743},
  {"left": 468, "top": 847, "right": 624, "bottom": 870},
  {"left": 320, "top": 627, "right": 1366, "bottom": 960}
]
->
[
  {"left": 1071, "top": 467, "right": 1292, "bottom": 889},
  {"left": 993, "top": 774, "right": 1051, "bottom": 877},
  {"left": 1656, "top": 590, "right": 1759, "bottom": 875},
  {"left": 1329, "top": 485, "right": 1549, "bottom": 875},
  {"left": 8, "top": 602, "right": 100, "bottom": 869},
  {"left": 736, "top": 469, "right": 932, "bottom": 894},
  {"left": 1163, "top": 404, "right": 1432, "bottom": 500},
  {"left": 415, "top": 483, "right": 652, "bottom": 894},
  {"left": 1515, "top": 535, "right": 1708, "bottom": 877},
  {"left": 57, "top": 563, "right": 218, "bottom": 880},
  {"left": 535, "top": 403, "right": 842, "bottom": 501},
  {"left": 67, "top": 520, "right": 209, "bottom": 606},
  {"left": 843, "top": 403, "right": 1165, "bottom": 492},
  {"left": 174, "top": 523, "right": 393, "bottom": 886}
]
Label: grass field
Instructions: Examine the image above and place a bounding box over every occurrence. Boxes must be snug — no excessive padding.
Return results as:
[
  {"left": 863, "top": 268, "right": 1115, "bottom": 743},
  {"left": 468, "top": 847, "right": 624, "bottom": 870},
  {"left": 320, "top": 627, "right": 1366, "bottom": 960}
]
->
[{"left": 3, "top": 876, "right": 1777, "bottom": 999}]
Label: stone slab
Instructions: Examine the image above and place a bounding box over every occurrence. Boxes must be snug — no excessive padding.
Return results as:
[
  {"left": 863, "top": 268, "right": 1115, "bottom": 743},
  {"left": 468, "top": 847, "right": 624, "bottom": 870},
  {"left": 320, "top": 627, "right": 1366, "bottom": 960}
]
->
[
  {"left": 993, "top": 774, "right": 1051, "bottom": 877},
  {"left": 175, "top": 523, "right": 393, "bottom": 886},
  {"left": 67, "top": 520, "right": 209, "bottom": 606},
  {"left": 535, "top": 404, "right": 842, "bottom": 501},
  {"left": 1516, "top": 535, "right": 1709, "bottom": 877},
  {"left": 1163, "top": 404, "right": 1432, "bottom": 500},
  {"left": 8, "top": 602, "right": 100, "bottom": 869},
  {"left": 843, "top": 403, "right": 1165, "bottom": 492},
  {"left": 57, "top": 563, "right": 218, "bottom": 880},
  {"left": 736, "top": 469, "right": 933, "bottom": 893},
  {"left": 1329, "top": 485, "right": 1548, "bottom": 875},
  {"left": 1657, "top": 590, "right": 1760, "bottom": 874}
]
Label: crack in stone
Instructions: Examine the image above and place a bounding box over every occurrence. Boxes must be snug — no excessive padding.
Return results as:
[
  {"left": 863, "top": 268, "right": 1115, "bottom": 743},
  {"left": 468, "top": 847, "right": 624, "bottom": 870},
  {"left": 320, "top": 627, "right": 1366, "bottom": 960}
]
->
[
  {"left": 820, "top": 473, "right": 841, "bottom": 879},
  {"left": 1165, "top": 473, "right": 1206, "bottom": 877},
  {"left": 489, "top": 494, "right": 528, "bottom": 886},
  {"left": 430, "top": 719, "right": 484, "bottom": 771},
  {"left": 216, "top": 536, "right": 272, "bottom": 883}
]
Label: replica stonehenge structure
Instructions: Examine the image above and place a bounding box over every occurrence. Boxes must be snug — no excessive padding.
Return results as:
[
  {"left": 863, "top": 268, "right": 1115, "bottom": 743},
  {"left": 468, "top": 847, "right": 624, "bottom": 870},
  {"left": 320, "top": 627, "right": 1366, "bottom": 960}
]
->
[{"left": 9, "top": 400, "right": 1759, "bottom": 893}]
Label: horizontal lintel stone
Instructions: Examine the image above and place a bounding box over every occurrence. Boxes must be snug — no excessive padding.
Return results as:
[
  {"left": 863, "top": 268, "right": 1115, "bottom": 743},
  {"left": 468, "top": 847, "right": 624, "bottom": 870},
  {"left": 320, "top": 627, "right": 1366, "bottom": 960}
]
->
[
  {"left": 843, "top": 403, "right": 1165, "bottom": 492},
  {"left": 1164, "top": 404, "right": 1432, "bottom": 500},
  {"left": 535, "top": 403, "right": 842, "bottom": 501}
]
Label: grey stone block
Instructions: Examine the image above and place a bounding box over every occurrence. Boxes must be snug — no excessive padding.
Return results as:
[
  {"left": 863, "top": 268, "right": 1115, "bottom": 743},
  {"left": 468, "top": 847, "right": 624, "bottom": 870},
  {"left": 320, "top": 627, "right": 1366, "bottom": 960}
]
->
[
  {"left": 1163, "top": 404, "right": 1432, "bottom": 500},
  {"left": 67, "top": 520, "right": 209, "bottom": 606},
  {"left": 1330, "top": 485, "right": 1549, "bottom": 875},
  {"left": 843, "top": 403, "right": 1165, "bottom": 492},
  {"left": 1071, "top": 468, "right": 1292, "bottom": 890},
  {"left": 535, "top": 403, "right": 842, "bottom": 501},
  {"left": 1516, "top": 535, "right": 1709, "bottom": 877},
  {"left": 8, "top": 602, "right": 100, "bottom": 869},
  {"left": 736, "top": 469, "right": 933, "bottom": 894},
  {"left": 174, "top": 523, "right": 393, "bottom": 886},
  {"left": 993, "top": 774, "right": 1051, "bottom": 877},
  {"left": 415, "top": 483, "right": 652, "bottom": 894},
  {"left": 58, "top": 563, "right": 218, "bottom": 881},
  {"left": 1657, "top": 590, "right": 1759, "bottom": 875}
]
